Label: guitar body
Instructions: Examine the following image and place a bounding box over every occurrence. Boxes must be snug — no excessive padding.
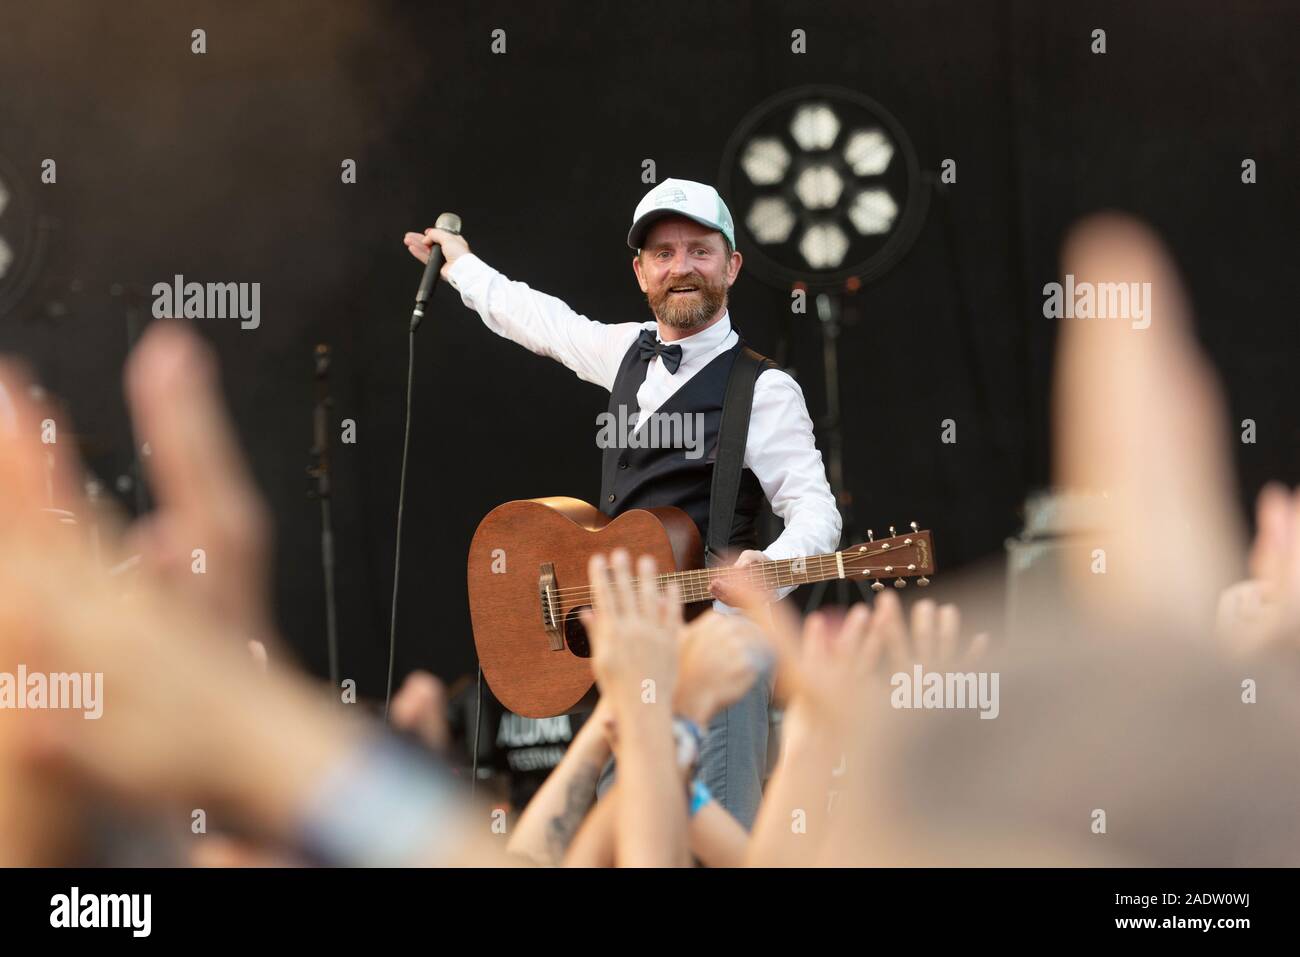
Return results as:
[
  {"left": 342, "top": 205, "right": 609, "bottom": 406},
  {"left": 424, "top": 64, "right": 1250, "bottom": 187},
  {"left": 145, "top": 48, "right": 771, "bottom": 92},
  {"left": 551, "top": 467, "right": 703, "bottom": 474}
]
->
[{"left": 467, "top": 497, "right": 704, "bottom": 718}]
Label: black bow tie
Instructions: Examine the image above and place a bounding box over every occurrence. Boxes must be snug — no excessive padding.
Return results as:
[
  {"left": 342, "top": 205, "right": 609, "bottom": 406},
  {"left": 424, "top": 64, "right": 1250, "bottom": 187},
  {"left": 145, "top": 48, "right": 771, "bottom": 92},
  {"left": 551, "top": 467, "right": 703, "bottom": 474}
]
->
[{"left": 637, "top": 329, "right": 684, "bottom": 374}]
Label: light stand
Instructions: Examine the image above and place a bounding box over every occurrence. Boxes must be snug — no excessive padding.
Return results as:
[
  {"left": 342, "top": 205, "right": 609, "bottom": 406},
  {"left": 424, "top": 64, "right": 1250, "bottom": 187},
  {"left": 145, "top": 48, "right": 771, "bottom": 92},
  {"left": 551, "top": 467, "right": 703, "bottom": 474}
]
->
[{"left": 307, "top": 343, "right": 340, "bottom": 689}]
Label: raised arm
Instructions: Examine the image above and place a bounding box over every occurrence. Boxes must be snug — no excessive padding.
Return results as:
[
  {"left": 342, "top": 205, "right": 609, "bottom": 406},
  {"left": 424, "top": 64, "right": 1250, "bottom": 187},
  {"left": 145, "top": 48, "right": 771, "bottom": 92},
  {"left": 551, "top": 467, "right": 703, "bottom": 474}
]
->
[
  {"left": 404, "top": 227, "right": 640, "bottom": 389},
  {"left": 563, "top": 608, "right": 770, "bottom": 867},
  {"left": 508, "top": 698, "right": 613, "bottom": 865}
]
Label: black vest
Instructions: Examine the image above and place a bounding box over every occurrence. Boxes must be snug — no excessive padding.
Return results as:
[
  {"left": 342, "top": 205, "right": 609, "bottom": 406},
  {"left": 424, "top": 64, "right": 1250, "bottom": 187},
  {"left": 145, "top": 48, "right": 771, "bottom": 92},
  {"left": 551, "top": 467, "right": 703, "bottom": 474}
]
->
[{"left": 598, "top": 336, "right": 767, "bottom": 552}]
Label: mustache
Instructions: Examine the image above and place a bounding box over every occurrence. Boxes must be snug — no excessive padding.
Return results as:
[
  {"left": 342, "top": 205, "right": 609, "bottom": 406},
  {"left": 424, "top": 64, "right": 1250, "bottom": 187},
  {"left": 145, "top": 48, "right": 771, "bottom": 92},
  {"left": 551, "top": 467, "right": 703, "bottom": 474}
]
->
[{"left": 657, "top": 273, "right": 706, "bottom": 290}]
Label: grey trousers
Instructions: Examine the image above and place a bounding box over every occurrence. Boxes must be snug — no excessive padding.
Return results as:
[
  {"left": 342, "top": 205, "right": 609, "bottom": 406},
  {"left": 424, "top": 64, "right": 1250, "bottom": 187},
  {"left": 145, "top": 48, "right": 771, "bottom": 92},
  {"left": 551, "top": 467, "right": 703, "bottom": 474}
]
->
[{"left": 595, "top": 669, "right": 773, "bottom": 831}]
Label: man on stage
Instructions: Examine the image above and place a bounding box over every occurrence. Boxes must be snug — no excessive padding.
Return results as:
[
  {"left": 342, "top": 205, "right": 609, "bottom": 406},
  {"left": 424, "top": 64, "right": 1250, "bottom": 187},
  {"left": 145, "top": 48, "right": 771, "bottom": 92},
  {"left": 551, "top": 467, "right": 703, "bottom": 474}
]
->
[{"left": 404, "top": 178, "right": 840, "bottom": 828}]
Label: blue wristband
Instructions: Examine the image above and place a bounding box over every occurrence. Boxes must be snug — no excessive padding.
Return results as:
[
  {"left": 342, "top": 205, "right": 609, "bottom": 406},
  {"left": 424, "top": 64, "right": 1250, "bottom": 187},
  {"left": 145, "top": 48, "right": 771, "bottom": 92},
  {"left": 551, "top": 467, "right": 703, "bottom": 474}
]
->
[{"left": 689, "top": 778, "right": 712, "bottom": 817}]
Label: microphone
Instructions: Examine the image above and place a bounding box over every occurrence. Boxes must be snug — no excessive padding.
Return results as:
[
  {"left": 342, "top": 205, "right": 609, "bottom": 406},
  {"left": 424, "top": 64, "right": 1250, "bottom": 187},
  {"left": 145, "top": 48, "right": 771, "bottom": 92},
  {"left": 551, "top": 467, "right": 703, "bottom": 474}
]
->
[{"left": 411, "top": 211, "right": 462, "bottom": 331}]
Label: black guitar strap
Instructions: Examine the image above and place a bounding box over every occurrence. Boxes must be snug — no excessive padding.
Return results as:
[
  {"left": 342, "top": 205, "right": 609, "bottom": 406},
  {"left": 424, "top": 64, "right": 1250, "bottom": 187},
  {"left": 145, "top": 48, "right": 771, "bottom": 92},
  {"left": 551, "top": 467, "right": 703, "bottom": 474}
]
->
[{"left": 706, "top": 344, "right": 777, "bottom": 567}]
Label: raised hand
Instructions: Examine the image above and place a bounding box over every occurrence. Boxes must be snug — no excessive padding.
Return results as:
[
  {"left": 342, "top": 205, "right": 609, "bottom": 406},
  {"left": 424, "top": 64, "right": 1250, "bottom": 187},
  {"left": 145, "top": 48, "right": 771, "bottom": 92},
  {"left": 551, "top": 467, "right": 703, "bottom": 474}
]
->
[
  {"left": 402, "top": 227, "right": 471, "bottom": 278},
  {"left": 1217, "top": 482, "right": 1300, "bottom": 653},
  {"left": 578, "top": 549, "right": 688, "bottom": 866},
  {"left": 1053, "top": 213, "right": 1244, "bottom": 637},
  {"left": 0, "top": 341, "right": 365, "bottom": 845},
  {"left": 871, "top": 590, "right": 989, "bottom": 674},
  {"left": 579, "top": 549, "right": 683, "bottom": 715},
  {"left": 122, "top": 323, "right": 276, "bottom": 649},
  {"left": 389, "top": 670, "right": 452, "bottom": 753},
  {"left": 672, "top": 610, "right": 770, "bottom": 728}
]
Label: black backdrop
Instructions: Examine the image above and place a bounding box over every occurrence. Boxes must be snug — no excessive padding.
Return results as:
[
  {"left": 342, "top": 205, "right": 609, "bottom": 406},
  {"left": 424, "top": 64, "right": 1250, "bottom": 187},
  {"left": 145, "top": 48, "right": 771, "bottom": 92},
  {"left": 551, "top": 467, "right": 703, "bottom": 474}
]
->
[{"left": 1, "top": 0, "right": 1295, "bottom": 693}]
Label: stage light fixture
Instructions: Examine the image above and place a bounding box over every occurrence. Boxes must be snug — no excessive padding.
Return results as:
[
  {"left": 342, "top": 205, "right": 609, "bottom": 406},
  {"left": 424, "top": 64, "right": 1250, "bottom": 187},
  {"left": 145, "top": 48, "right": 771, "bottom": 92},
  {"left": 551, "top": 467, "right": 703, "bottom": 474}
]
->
[
  {"left": 848, "top": 188, "right": 898, "bottom": 236},
  {"left": 844, "top": 128, "right": 894, "bottom": 176},
  {"left": 746, "top": 196, "right": 796, "bottom": 244},
  {"left": 799, "top": 222, "right": 850, "bottom": 269},
  {"left": 720, "top": 84, "right": 927, "bottom": 289},
  {"left": 0, "top": 153, "right": 46, "bottom": 317},
  {"left": 793, "top": 165, "right": 844, "bottom": 211},
  {"left": 789, "top": 102, "right": 840, "bottom": 151},
  {"left": 740, "top": 137, "right": 790, "bottom": 186}
]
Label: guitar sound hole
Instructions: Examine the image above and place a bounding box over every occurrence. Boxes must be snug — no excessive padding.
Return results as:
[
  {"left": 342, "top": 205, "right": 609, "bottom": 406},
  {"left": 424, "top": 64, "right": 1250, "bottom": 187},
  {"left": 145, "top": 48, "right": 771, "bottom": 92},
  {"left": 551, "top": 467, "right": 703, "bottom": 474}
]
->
[{"left": 564, "top": 607, "right": 591, "bottom": 658}]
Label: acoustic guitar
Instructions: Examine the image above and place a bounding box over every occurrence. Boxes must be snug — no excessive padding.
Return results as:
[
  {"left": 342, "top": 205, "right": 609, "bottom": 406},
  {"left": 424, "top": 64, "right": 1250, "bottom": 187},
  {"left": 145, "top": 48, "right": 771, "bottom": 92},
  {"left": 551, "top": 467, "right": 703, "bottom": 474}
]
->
[{"left": 467, "top": 497, "right": 936, "bottom": 718}]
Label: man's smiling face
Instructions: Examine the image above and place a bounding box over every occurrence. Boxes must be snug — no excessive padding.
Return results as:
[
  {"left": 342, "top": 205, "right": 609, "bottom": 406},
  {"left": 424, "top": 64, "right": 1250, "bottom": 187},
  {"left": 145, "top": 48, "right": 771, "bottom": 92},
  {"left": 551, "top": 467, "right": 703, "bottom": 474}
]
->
[{"left": 632, "top": 216, "right": 742, "bottom": 336}]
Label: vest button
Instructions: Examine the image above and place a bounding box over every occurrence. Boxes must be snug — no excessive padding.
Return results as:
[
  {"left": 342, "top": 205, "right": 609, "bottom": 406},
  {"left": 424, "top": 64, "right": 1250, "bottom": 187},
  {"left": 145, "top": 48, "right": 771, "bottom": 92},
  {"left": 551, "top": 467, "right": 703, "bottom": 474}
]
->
[{"left": 607, "top": 494, "right": 616, "bottom": 503}]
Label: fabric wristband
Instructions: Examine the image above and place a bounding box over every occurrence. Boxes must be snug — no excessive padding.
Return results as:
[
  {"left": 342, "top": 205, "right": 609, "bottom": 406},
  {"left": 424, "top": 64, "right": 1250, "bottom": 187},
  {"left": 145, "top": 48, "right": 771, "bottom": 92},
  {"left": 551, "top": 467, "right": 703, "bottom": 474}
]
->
[{"left": 672, "top": 716, "right": 705, "bottom": 772}]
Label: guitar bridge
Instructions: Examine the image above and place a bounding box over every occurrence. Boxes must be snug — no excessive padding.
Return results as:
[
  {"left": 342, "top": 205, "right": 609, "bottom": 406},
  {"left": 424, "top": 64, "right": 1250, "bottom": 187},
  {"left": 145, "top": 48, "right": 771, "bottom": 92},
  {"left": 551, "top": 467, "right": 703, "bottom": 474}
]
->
[{"left": 538, "top": 562, "right": 564, "bottom": 651}]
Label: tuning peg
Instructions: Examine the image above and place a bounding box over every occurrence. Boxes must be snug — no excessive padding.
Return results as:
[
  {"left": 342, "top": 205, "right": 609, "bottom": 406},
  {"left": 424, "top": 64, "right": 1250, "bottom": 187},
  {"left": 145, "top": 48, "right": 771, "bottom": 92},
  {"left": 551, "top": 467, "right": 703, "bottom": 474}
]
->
[
  {"left": 893, "top": 578, "right": 907, "bottom": 588},
  {"left": 888, "top": 525, "right": 897, "bottom": 537},
  {"left": 870, "top": 579, "right": 884, "bottom": 592},
  {"left": 866, "top": 529, "right": 874, "bottom": 542},
  {"left": 917, "top": 576, "right": 930, "bottom": 587},
  {"left": 910, "top": 521, "right": 919, "bottom": 533}
]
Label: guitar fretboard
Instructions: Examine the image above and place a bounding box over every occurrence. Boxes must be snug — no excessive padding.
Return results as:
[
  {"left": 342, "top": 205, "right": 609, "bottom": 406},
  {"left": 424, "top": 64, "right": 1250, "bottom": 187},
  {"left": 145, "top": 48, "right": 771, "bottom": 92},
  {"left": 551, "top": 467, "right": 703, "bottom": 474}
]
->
[{"left": 656, "top": 544, "right": 920, "bottom": 604}]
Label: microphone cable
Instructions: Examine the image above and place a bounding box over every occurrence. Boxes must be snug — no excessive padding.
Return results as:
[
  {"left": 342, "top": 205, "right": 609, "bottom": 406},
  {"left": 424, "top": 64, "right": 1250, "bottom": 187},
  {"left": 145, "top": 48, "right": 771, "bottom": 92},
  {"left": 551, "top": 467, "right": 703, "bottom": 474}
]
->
[{"left": 384, "top": 324, "right": 417, "bottom": 718}]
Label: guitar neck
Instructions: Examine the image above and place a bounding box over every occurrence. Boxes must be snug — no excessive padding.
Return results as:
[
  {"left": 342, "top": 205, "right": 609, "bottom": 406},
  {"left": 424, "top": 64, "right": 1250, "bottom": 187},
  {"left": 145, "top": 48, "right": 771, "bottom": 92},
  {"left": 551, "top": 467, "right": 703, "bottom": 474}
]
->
[
  {"left": 663, "top": 554, "right": 843, "bottom": 605},
  {"left": 661, "top": 531, "right": 934, "bottom": 604}
]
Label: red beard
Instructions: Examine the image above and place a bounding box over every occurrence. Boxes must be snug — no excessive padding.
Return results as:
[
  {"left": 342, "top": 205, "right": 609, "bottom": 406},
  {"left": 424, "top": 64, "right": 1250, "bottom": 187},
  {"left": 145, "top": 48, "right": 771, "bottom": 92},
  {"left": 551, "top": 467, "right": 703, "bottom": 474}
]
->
[{"left": 647, "top": 272, "right": 727, "bottom": 330}]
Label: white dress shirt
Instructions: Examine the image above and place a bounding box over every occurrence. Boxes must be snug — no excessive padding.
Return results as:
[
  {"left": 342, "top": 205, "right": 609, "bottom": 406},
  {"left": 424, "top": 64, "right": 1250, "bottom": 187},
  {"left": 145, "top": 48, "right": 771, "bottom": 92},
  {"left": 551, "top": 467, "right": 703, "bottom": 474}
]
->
[{"left": 446, "top": 253, "right": 842, "bottom": 571}]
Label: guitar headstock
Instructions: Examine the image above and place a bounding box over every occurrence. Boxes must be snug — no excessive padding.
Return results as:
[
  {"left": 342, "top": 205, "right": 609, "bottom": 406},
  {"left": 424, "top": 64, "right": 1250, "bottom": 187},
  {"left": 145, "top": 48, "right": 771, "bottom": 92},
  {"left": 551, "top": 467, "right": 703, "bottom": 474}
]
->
[{"left": 840, "top": 522, "right": 936, "bottom": 591}]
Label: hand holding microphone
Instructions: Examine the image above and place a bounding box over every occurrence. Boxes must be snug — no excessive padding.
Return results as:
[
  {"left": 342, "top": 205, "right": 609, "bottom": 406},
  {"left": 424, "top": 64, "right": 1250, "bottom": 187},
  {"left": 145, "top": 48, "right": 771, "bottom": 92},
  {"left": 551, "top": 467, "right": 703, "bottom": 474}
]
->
[
  {"left": 404, "top": 212, "right": 466, "bottom": 330},
  {"left": 403, "top": 215, "right": 469, "bottom": 271}
]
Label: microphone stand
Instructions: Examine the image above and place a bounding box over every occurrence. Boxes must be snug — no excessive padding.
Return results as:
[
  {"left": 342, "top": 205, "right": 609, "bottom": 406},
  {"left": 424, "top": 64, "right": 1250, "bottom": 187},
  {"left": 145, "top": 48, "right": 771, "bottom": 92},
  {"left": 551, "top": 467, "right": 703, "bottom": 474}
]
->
[{"left": 307, "top": 344, "right": 340, "bottom": 689}]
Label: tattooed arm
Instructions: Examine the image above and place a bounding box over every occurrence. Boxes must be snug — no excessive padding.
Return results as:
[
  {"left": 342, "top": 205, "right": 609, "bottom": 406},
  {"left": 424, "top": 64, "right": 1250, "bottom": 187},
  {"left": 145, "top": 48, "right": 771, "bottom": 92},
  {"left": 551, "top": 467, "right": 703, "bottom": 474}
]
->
[{"left": 507, "top": 698, "right": 614, "bottom": 865}]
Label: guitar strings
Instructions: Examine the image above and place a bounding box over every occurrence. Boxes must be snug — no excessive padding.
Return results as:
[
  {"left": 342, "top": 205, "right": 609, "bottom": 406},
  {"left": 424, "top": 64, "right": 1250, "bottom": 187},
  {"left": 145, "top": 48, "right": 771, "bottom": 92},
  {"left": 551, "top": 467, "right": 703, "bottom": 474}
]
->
[
  {"left": 544, "top": 548, "right": 904, "bottom": 603},
  {"left": 514, "top": 560, "right": 919, "bottom": 624},
  {"left": 545, "top": 554, "right": 839, "bottom": 603},
  {"left": 544, "top": 544, "right": 900, "bottom": 599},
  {"left": 489, "top": 552, "right": 927, "bottom": 626},
  {"left": 540, "top": 546, "right": 921, "bottom": 606}
]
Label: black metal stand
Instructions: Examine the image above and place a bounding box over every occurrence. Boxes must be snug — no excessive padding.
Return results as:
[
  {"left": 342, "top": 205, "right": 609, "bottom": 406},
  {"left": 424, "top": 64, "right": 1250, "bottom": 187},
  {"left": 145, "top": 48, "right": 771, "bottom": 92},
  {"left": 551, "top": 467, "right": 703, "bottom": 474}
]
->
[
  {"left": 308, "top": 344, "right": 340, "bottom": 689},
  {"left": 805, "top": 291, "right": 877, "bottom": 610}
]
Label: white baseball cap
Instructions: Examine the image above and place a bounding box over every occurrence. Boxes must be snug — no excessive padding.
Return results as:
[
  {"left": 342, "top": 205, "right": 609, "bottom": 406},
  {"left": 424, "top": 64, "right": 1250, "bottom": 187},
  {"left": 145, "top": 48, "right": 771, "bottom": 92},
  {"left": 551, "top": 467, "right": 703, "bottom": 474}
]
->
[{"left": 627, "top": 178, "right": 736, "bottom": 251}]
